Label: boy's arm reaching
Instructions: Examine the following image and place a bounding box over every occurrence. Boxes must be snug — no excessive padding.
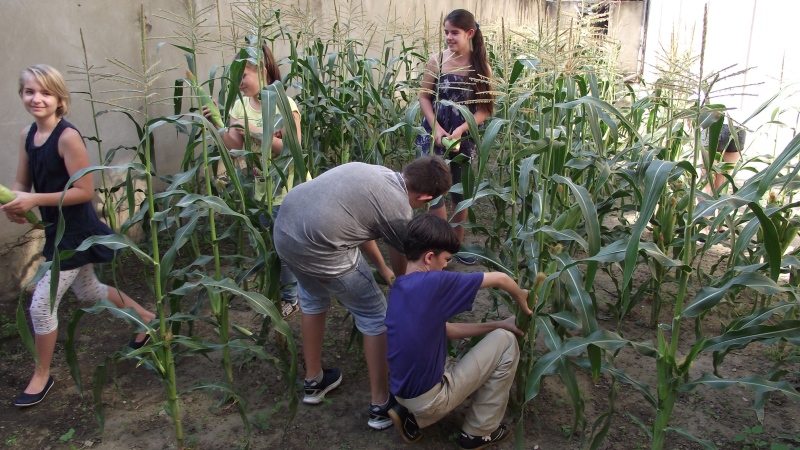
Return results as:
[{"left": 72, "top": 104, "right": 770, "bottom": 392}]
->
[
  {"left": 446, "top": 317, "right": 522, "bottom": 339},
  {"left": 388, "top": 246, "right": 407, "bottom": 278},
  {"left": 481, "top": 272, "right": 533, "bottom": 315},
  {"left": 359, "top": 240, "right": 395, "bottom": 286}
]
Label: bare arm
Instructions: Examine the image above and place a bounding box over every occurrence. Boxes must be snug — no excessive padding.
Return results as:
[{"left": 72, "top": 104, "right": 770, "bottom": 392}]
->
[
  {"left": 446, "top": 317, "right": 522, "bottom": 339},
  {"left": 388, "top": 246, "right": 407, "bottom": 277},
  {"left": 3, "top": 127, "right": 94, "bottom": 216},
  {"left": 359, "top": 240, "right": 395, "bottom": 286},
  {"left": 481, "top": 272, "right": 532, "bottom": 315},
  {"left": 271, "top": 110, "right": 302, "bottom": 156}
]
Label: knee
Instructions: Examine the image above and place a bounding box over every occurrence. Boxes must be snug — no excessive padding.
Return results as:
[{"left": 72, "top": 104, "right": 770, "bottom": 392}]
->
[
  {"left": 74, "top": 281, "right": 108, "bottom": 303},
  {"left": 30, "top": 301, "right": 58, "bottom": 335},
  {"left": 489, "top": 329, "right": 519, "bottom": 358}
]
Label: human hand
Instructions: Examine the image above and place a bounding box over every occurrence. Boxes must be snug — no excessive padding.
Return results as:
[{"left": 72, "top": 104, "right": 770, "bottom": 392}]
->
[
  {"left": 378, "top": 265, "right": 396, "bottom": 288},
  {"left": 3, "top": 208, "right": 28, "bottom": 224},
  {"left": 515, "top": 289, "right": 532, "bottom": 316},
  {"left": 498, "top": 316, "right": 524, "bottom": 336},
  {"left": 201, "top": 100, "right": 221, "bottom": 130},
  {"left": 434, "top": 124, "right": 448, "bottom": 148},
  {"left": 2, "top": 192, "right": 37, "bottom": 218},
  {"left": 447, "top": 128, "right": 466, "bottom": 153}
]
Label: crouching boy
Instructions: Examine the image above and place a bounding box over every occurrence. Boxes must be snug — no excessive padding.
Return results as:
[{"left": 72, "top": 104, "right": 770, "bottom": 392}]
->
[{"left": 385, "top": 214, "right": 533, "bottom": 449}]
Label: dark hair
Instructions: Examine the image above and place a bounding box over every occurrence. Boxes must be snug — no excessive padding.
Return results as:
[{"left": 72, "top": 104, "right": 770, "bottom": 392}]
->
[
  {"left": 261, "top": 43, "right": 281, "bottom": 84},
  {"left": 444, "top": 9, "right": 494, "bottom": 115},
  {"left": 404, "top": 213, "right": 460, "bottom": 261},
  {"left": 402, "top": 155, "right": 452, "bottom": 198}
]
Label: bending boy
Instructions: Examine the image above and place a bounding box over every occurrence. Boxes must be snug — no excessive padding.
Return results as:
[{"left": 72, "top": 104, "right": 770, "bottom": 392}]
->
[
  {"left": 273, "top": 156, "right": 451, "bottom": 430},
  {"left": 385, "top": 213, "right": 533, "bottom": 449}
]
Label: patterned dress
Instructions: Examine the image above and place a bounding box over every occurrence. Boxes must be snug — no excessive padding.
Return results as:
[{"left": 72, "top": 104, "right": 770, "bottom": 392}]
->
[{"left": 414, "top": 73, "right": 478, "bottom": 159}]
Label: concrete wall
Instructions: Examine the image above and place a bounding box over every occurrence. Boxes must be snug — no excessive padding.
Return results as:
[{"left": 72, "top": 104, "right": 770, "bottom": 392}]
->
[
  {"left": 0, "top": 0, "right": 543, "bottom": 300},
  {"left": 609, "top": 1, "right": 645, "bottom": 72},
  {"left": 544, "top": 0, "right": 645, "bottom": 73}
]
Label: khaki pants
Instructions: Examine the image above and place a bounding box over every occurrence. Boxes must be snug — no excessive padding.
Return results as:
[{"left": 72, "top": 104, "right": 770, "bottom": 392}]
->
[{"left": 396, "top": 329, "right": 519, "bottom": 436}]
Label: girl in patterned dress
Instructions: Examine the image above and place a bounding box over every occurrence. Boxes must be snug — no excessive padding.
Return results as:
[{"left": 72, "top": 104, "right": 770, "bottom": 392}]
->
[{"left": 415, "top": 9, "right": 494, "bottom": 264}]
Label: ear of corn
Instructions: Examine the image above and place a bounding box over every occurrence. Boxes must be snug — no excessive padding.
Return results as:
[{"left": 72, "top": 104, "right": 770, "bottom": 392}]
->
[
  {"left": 441, "top": 137, "right": 461, "bottom": 151},
  {"left": 0, "top": 182, "right": 43, "bottom": 228},
  {"left": 186, "top": 69, "right": 224, "bottom": 129}
]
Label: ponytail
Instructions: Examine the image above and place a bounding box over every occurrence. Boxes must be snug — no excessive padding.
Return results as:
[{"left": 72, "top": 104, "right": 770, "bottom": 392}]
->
[{"left": 470, "top": 27, "right": 493, "bottom": 115}]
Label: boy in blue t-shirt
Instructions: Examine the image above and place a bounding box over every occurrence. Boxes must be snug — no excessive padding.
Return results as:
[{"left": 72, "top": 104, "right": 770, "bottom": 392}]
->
[{"left": 385, "top": 214, "right": 533, "bottom": 449}]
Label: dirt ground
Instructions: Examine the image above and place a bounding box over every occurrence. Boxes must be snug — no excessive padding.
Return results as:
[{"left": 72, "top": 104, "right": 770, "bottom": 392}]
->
[{"left": 1, "top": 228, "right": 799, "bottom": 450}]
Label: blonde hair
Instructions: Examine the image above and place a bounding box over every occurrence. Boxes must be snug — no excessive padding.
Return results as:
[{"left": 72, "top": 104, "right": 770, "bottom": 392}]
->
[{"left": 19, "top": 64, "right": 71, "bottom": 117}]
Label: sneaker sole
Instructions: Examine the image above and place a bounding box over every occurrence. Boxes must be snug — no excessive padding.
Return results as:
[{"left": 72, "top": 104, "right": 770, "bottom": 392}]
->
[
  {"left": 459, "top": 429, "right": 511, "bottom": 450},
  {"left": 388, "top": 408, "right": 423, "bottom": 444},
  {"left": 455, "top": 256, "right": 477, "bottom": 265},
  {"left": 302, "top": 373, "right": 342, "bottom": 405},
  {"left": 367, "top": 416, "right": 394, "bottom": 431}
]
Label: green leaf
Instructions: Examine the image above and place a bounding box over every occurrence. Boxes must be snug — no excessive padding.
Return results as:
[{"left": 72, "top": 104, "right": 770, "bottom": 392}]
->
[
  {"left": 700, "top": 321, "right": 800, "bottom": 352},
  {"left": 748, "top": 201, "right": 782, "bottom": 281},
  {"left": 681, "top": 374, "right": 800, "bottom": 404},
  {"left": 456, "top": 244, "right": 513, "bottom": 276},
  {"left": 665, "top": 426, "right": 718, "bottom": 450},
  {"left": 526, "top": 330, "right": 628, "bottom": 401},
  {"left": 683, "top": 274, "right": 790, "bottom": 317},
  {"left": 554, "top": 253, "right": 598, "bottom": 336}
]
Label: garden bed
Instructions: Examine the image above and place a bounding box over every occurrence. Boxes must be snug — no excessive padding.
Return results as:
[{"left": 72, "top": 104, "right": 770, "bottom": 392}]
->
[{"left": 1, "top": 233, "right": 797, "bottom": 450}]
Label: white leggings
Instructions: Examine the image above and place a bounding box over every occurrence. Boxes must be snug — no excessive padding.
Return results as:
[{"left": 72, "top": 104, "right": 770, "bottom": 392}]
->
[{"left": 30, "top": 265, "right": 108, "bottom": 335}]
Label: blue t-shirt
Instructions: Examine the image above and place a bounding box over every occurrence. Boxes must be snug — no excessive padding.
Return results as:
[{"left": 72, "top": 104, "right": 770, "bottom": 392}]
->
[{"left": 386, "top": 270, "right": 484, "bottom": 399}]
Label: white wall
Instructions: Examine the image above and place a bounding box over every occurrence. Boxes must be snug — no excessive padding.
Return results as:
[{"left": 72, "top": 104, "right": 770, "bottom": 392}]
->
[{"left": 643, "top": 0, "right": 800, "bottom": 155}]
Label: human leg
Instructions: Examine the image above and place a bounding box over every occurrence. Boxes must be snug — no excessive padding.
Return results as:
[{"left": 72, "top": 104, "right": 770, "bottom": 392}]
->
[
  {"left": 364, "top": 333, "right": 389, "bottom": 404},
  {"left": 289, "top": 267, "right": 342, "bottom": 403},
  {"left": 22, "top": 267, "right": 80, "bottom": 396},
  {"left": 263, "top": 206, "right": 299, "bottom": 316},
  {"left": 451, "top": 329, "right": 519, "bottom": 436},
  {"left": 327, "top": 257, "right": 389, "bottom": 403},
  {"left": 301, "top": 311, "right": 327, "bottom": 381},
  {"left": 306, "top": 256, "right": 393, "bottom": 426},
  {"left": 394, "top": 329, "right": 517, "bottom": 434},
  {"left": 71, "top": 265, "right": 155, "bottom": 343},
  {"left": 714, "top": 150, "right": 740, "bottom": 193}
]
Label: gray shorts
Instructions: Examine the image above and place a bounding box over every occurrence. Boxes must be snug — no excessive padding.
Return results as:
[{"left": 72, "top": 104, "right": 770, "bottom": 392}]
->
[{"left": 289, "top": 255, "right": 387, "bottom": 336}]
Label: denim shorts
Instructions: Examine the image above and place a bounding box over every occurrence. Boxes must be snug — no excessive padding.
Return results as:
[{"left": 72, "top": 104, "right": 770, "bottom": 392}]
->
[{"left": 290, "top": 256, "right": 387, "bottom": 336}]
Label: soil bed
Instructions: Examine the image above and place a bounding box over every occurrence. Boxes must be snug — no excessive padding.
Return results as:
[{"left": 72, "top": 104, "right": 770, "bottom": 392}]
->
[{"left": 1, "top": 229, "right": 798, "bottom": 449}]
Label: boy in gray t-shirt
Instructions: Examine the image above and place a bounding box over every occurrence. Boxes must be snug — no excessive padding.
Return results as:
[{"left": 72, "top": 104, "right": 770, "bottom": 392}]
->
[{"left": 273, "top": 155, "right": 450, "bottom": 430}]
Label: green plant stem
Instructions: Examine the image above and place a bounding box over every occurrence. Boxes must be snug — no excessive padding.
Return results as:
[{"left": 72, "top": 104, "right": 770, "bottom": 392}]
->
[
  {"left": 202, "top": 125, "right": 234, "bottom": 389},
  {"left": 79, "top": 29, "right": 116, "bottom": 232},
  {"left": 134, "top": 6, "right": 182, "bottom": 444}
]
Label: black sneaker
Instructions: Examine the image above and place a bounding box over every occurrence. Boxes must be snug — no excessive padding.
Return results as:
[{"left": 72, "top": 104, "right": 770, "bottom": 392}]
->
[
  {"left": 388, "top": 403, "right": 423, "bottom": 444},
  {"left": 367, "top": 395, "right": 396, "bottom": 430},
  {"left": 458, "top": 424, "right": 511, "bottom": 449},
  {"left": 303, "top": 368, "right": 342, "bottom": 405}
]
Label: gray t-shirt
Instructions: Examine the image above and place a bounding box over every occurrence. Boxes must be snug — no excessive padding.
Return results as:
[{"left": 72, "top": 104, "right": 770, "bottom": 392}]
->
[{"left": 273, "top": 162, "right": 412, "bottom": 277}]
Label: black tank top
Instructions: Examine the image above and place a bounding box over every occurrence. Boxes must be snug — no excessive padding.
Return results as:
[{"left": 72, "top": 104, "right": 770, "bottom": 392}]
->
[{"left": 26, "top": 119, "right": 114, "bottom": 269}]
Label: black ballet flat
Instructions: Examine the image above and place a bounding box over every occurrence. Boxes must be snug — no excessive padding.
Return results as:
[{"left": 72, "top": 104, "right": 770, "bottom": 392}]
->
[
  {"left": 14, "top": 376, "right": 54, "bottom": 407},
  {"left": 129, "top": 334, "right": 151, "bottom": 350}
]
